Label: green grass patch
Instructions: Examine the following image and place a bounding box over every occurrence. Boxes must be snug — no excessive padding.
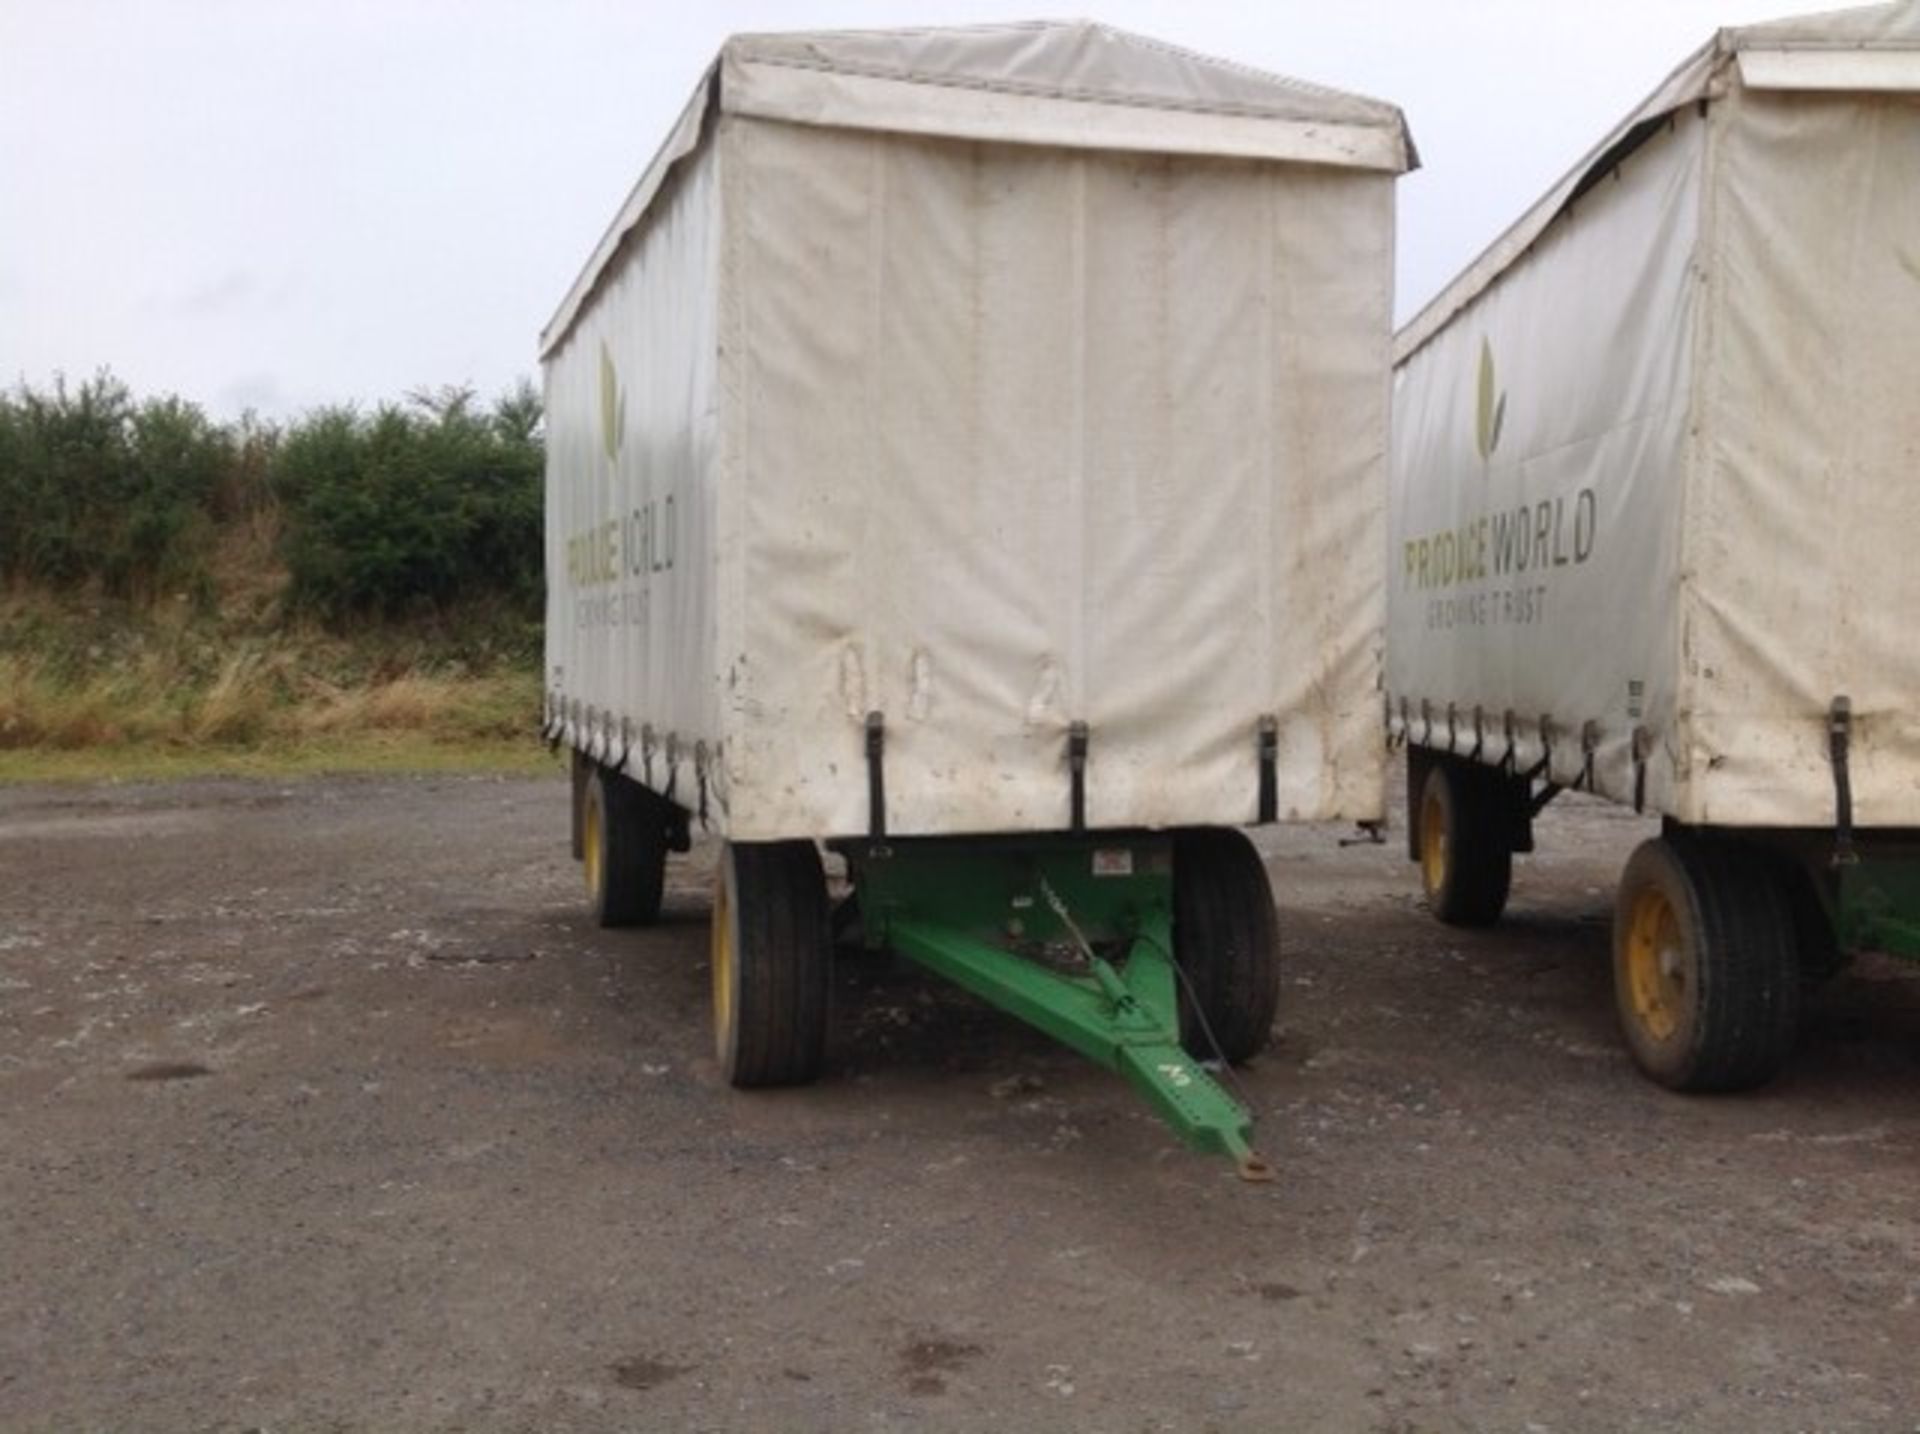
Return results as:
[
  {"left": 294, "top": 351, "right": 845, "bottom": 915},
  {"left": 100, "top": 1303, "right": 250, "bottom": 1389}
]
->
[{"left": 0, "top": 734, "right": 563, "bottom": 786}]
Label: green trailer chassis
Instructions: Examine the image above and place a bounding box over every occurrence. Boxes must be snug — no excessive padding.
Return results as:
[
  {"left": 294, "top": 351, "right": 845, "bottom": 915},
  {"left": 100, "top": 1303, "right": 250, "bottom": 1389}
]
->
[
  {"left": 1835, "top": 857, "right": 1920, "bottom": 959},
  {"left": 843, "top": 834, "right": 1272, "bottom": 1181}
]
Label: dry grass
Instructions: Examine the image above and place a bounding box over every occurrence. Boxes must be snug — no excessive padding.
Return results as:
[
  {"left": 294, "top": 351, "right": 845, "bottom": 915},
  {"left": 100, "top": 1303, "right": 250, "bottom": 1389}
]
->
[
  {"left": 295, "top": 672, "right": 472, "bottom": 735},
  {"left": 0, "top": 651, "right": 537, "bottom": 749},
  {"left": 0, "top": 588, "right": 545, "bottom": 782},
  {"left": 203, "top": 501, "right": 291, "bottom": 623}
]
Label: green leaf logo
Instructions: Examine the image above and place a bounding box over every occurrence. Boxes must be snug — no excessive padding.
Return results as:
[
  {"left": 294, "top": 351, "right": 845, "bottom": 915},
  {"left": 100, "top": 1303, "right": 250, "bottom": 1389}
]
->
[
  {"left": 599, "top": 341, "right": 625, "bottom": 465},
  {"left": 1475, "top": 337, "right": 1507, "bottom": 462}
]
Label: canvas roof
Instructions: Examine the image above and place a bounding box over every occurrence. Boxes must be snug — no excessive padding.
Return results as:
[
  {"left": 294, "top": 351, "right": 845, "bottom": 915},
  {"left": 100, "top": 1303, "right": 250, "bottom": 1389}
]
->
[
  {"left": 1396, "top": 1, "right": 1920, "bottom": 363},
  {"left": 543, "top": 21, "right": 1415, "bottom": 358}
]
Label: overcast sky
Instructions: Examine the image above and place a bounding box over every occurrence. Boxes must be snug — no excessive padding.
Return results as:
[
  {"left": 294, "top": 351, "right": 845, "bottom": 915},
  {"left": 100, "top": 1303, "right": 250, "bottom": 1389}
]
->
[{"left": 1, "top": 0, "right": 1824, "bottom": 419}]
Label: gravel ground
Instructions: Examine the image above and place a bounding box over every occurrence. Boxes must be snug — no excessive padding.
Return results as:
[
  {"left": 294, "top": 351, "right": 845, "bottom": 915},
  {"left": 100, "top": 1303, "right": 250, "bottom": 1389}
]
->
[{"left": 3, "top": 772, "right": 1918, "bottom": 1432}]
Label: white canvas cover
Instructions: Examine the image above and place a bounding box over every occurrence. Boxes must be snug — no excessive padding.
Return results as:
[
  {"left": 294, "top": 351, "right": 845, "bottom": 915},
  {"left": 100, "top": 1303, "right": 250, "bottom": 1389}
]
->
[
  {"left": 1388, "top": 110, "right": 1705, "bottom": 813},
  {"left": 1397, "top": 1, "right": 1920, "bottom": 357},
  {"left": 1388, "top": 1, "right": 1920, "bottom": 828},
  {"left": 543, "top": 22, "right": 1414, "bottom": 357},
  {"left": 544, "top": 23, "right": 1412, "bottom": 841}
]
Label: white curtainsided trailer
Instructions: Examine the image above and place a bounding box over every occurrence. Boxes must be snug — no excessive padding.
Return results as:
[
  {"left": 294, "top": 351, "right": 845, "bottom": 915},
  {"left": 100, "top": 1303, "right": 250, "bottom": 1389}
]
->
[
  {"left": 540, "top": 22, "right": 1414, "bottom": 1175},
  {"left": 1388, "top": 2, "right": 1920, "bottom": 1092}
]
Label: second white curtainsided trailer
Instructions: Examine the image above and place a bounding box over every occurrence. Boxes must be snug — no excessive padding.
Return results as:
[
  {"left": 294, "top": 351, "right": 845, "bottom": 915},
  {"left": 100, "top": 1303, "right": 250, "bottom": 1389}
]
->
[
  {"left": 1388, "top": 2, "right": 1920, "bottom": 1093},
  {"left": 541, "top": 22, "right": 1414, "bottom": 1174}
]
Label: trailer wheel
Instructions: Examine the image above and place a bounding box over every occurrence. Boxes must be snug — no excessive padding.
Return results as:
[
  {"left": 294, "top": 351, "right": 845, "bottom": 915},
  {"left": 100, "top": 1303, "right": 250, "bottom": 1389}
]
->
[
  {"left": 1418, "top": 761, "right": 1511, "bottom": 927},
  {"left": 583, "top": 768, "right": 668, "bottom": 928},
  {"left": 712, "top": 840, "right": 831, "bottom": 1088},
  {"left": 1171, "top": 828, "right": 1281, "bottom": 1064},
  {"left": 1612, "top": 835, "right": 1801, "bottom": 1092},
  {"left": 569, "top": 749, "right": 591, "bottom": 860}
]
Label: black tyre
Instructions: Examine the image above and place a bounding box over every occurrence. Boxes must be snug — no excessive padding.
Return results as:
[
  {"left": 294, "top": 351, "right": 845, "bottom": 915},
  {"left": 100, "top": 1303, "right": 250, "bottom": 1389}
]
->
[
  {"left": 569, "top": 749, "right": 592, "bottom": 860},
  {"left": 1171, "top": 827, "right": 1281, "bottom": 1064},
  {"left": 583, "top": 767, "right": 669, "bottom": 929},
  {"left": 712, "top": 840, "right": 831, "bottom": 1088},
  {"left": 1776, "top": 855, "right": 1846, "bottom": 988},
  {"left": 1417, "top": 761, "right": 1511, "bottom": 927},
  {"left": 1612, "top": 834, "right": 1801, "bottom": 1092}
]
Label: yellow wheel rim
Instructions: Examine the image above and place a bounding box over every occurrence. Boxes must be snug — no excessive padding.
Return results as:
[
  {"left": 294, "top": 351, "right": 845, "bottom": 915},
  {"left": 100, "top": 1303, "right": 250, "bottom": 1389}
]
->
[
  {"left": 583, "top": 794, "right": 604, "bottom": 903},
  {"left": 711, "top": 855, "right": 734, "bottom": 1063},
  {"left": 1420, "top": 788, "right": 1448, "bottom": 898},
  {"left": 1625, "top": 884, "right": 1686, "bottom": 1043}
]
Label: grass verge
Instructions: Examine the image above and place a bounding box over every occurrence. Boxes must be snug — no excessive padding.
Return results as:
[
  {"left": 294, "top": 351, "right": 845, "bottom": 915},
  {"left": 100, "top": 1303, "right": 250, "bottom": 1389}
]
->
[
  {"left": 0, "top": 593, "right": 554, "bottom": 786},
  {"left": 0, "top": 735, "right": 562, "bottom": 785}
]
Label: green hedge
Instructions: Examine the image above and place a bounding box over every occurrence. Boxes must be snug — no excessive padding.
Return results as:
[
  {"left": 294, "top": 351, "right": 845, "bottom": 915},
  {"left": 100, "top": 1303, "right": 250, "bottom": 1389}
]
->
[
  {"left": 0, "top": 374, "right": 232, "bottom": 600},
  {"left": 276, "top": 384, "right": 543, "bottom": 620},
  {"left": 0, "top": 373, "right": 543, "bottom": 623}
]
